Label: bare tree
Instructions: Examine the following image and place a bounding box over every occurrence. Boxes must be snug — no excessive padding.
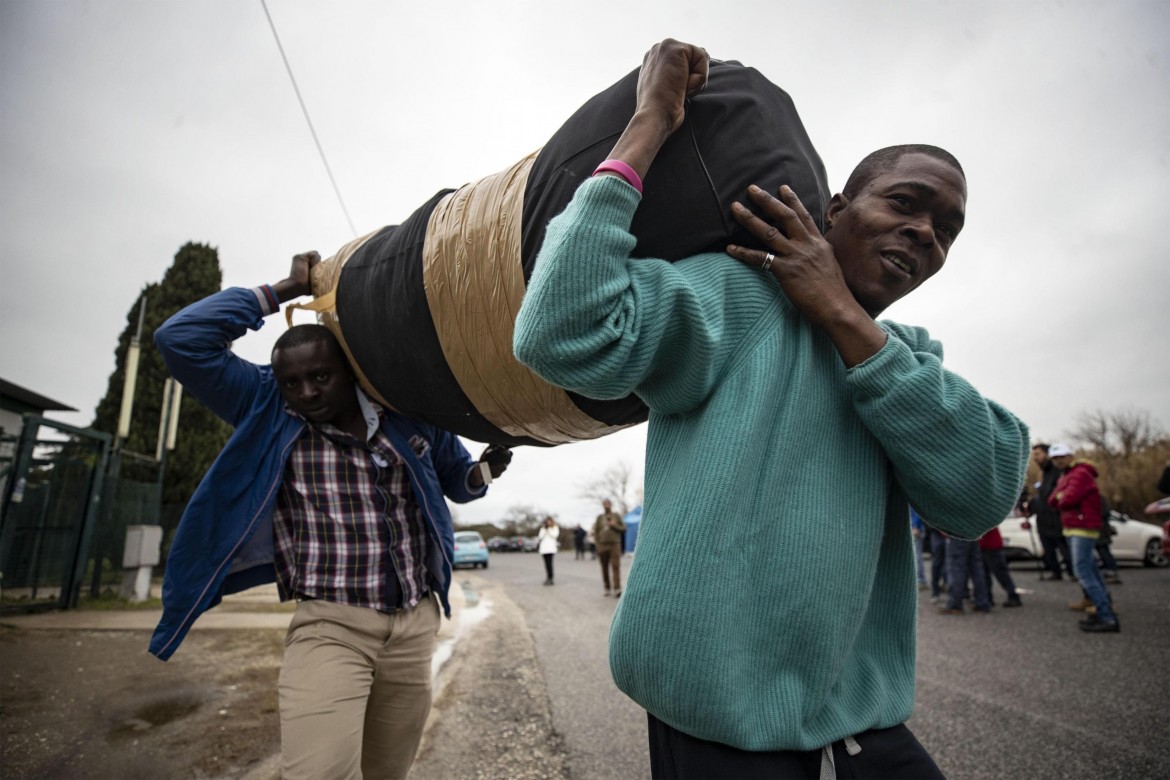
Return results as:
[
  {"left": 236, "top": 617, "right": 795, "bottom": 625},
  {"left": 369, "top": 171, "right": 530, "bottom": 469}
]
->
[
  {"left": 1070, "top": 410, "right": 1110, "bottom": 453},
  {"left": 1069, "top": 408, "right": 1163, "bottom": 459},
  {"left": 497, "top": 504, "right": 548, "bottom": 536},
  {"left": 577, "top": 461, "right": 635, "bottom": 517},
  {"left": 1066, "top": 408, "right": 1169, "bottom": 518}
]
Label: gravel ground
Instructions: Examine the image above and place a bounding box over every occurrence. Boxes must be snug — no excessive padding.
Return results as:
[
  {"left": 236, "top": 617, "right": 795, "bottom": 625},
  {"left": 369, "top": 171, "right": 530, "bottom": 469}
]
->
[
  {"left": 0, "top": 576, "right": 566, "bottom": 780},
  {"left": 410, "top": 575, "right": 570, "bottom": 780},
  {"left": 0, "top": 626, "right": 283, "bottom": 779}
]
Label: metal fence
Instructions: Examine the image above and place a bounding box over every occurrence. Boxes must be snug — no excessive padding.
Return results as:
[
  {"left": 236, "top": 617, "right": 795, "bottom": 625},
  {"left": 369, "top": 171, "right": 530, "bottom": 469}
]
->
[
  {"left": 0, "top": 417, "right": 110, "bottom": 613},
  {"left": 1, "top": 415, "right": 198, "bottom": 612}
]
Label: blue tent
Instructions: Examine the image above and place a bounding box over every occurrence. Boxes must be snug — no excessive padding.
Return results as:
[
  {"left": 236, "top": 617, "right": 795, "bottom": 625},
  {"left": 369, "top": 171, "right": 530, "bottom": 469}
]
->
[{"left": 623, "top": 505, "right": 642, "bottom": 553}]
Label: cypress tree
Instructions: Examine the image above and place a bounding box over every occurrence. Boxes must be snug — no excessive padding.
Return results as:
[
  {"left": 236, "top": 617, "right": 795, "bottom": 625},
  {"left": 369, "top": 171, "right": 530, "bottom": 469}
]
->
[{"left": 91, "top": 242, "right": 231, "bottom": 505}]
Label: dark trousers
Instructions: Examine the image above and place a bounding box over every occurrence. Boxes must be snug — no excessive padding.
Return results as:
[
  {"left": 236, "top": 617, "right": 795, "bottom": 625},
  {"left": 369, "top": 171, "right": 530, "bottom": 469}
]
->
[
  {"left": 981, "top": 549, "right": 1018, "bottom": 600},
  {"left": 542, "top": 553, "right": 555, "bottom": 582},
  {"left": 1096, "top": 542, "right": 1118, "bottom": 573},
  {"left": 928, "top": 531, "right": 948, "bottom": 597},
  {"left": 1040, "top": 533, "right": 1073, "bottom": 577},
  {"left": 647, "top": 713, "right": 944, "bottom": 779},
  {"left": 946, "top": 537, "right": 990, "bottom": 611}
]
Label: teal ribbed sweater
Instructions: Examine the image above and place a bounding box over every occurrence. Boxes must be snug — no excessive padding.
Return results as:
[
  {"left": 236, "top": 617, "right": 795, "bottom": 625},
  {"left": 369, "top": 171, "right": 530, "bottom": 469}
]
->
[{"left": 513, "top": 176, "right": 1029, "bottom": 751}]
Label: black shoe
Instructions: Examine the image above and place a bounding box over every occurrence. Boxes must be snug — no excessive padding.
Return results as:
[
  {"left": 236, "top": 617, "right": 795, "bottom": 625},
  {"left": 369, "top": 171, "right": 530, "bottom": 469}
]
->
[
  {"left": 1079, "top": 617, "right": 1120, "bottom": 633},
  {"left": 1004, "top": 595, "right": 1023, "bottom": 608}
]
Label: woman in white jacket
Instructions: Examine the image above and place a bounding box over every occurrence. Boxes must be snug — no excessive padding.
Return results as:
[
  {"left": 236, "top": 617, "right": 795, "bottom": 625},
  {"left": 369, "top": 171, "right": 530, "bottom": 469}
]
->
[{"left": 538, "top": 517, "right": 560, "bottom": 585}]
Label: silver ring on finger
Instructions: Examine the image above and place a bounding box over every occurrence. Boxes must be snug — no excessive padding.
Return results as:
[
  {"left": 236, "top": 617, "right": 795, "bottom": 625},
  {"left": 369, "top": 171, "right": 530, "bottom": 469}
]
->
[{"left": 761, "top": 252, "right": 776, "bottom": 272}]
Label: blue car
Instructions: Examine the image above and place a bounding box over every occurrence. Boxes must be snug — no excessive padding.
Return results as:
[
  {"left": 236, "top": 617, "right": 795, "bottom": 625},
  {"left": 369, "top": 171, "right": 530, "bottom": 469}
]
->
[{"left": 453, "top": 531, "right": 489, "bottom": 569}]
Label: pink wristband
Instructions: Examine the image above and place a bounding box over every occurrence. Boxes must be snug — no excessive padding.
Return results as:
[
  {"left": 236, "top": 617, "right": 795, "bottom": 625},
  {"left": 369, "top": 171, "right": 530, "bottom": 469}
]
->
[{"left": 592, "top": 159, "right": 643, "bottom": 194}]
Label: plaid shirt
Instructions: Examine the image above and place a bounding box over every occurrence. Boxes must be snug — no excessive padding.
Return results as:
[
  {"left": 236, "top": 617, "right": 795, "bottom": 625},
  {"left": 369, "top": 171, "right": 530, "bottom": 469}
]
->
[{"left": 272, "top": 396, "right": 431, "bottom": 612}]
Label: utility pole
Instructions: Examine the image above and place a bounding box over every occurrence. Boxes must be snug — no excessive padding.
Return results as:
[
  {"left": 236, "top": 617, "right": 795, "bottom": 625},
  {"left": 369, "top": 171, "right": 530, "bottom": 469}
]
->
[
  {"left": 116, "top": 298, "right": 147, "bottom": 444},
  {"left": 121, "top": 377, "right": 180, "bottom": 603},
  {"left": 92, "top": 298, "right": 146, "bottom": 597},
  {"left": 154, "top": 378, "right": 183, "bottom": 506}
]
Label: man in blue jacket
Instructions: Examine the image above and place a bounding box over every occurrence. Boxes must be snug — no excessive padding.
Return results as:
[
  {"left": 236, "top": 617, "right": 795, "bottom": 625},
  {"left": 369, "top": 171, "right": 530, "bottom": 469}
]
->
[{"left": 150, "top": 250, "right": 511, "bottom": 779}]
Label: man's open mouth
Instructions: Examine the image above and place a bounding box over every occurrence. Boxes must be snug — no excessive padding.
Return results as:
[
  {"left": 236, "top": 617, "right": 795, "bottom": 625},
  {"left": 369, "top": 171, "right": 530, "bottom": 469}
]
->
[{"left": 881, "top": 252, "right": 914, "bottom": 277}]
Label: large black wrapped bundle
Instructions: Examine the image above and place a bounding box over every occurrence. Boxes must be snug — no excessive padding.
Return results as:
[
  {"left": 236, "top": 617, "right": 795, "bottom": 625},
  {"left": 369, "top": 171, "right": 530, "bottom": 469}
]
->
[{"left": 299, "top": 59, "right": 828, "bottom": 447}]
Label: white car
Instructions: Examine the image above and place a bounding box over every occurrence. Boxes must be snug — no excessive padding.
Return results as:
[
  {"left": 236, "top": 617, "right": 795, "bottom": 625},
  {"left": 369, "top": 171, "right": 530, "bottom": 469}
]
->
[{"left": 997, "top": 512, "right": 1169, "bottom": 567}]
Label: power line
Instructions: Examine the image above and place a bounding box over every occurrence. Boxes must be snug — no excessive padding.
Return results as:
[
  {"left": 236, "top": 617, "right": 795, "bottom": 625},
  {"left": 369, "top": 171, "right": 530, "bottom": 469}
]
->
[{"left": 260, "top": 0, "right": 357, "bottom": 238}]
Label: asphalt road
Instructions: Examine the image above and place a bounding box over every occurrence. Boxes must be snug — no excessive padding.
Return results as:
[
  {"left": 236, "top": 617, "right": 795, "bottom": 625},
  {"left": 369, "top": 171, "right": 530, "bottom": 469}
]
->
[
  {"left": 477, "top": 551, "right": 1170, "bottom": 780},
  {"left": 477, "top": 550, "right": 649, "bottom": 780}
]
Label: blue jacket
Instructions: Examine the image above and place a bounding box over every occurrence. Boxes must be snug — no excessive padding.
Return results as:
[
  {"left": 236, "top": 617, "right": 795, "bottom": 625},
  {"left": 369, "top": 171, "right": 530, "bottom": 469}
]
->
[{"left": 149, "top": 287, "right": 485, "bottom": 660}]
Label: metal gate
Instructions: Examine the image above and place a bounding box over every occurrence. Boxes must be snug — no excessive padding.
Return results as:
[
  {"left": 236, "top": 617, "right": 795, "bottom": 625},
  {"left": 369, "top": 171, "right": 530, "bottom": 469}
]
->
[{"left": 0, "top": 415, "right": 110, "bottom": 614}]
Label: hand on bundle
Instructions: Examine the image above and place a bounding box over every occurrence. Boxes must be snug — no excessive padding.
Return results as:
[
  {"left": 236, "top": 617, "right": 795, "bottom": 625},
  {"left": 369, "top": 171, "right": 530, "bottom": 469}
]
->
[
  {"left": 479, "top": 444, "right": 513, "bottom": 479},
  {"left": 603, "top": 39, "right": 709, "bottom": 183},
  {"left": 634, "top": 38, "right": 709, "bottom": 137},
  {"left": 273, "top": 251, "right": 321, "bottom": 303}
]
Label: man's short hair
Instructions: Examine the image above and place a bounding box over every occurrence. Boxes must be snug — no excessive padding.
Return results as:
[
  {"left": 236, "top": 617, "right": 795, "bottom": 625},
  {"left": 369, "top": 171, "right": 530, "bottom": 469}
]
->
[
  {"left": 842, "top": 144, "right": 965, "bottom": 200},
  {"left": 1032, "top": 443, "right": 1051, "bottom": 453},
  {"left": 272, "top": 324, "right": 346, "bottom": 364}
]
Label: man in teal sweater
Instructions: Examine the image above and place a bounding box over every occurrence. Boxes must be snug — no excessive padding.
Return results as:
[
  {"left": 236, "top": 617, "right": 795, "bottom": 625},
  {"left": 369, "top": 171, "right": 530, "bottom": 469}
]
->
[{"left": 513, "top": 40, "right": 1029, "bottom": 779}]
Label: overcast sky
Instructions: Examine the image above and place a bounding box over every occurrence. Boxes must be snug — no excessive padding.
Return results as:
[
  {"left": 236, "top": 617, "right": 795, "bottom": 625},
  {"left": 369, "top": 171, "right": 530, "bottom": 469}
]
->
[{"left": 2, "top": 0, "right": 1167, "bottom": 529}]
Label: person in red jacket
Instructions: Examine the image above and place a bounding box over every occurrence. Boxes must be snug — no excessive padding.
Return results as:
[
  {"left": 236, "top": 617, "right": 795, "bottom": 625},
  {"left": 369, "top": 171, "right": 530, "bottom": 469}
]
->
[{"left": 1048, "top": 443, "right": 1118, "bottom": 633}]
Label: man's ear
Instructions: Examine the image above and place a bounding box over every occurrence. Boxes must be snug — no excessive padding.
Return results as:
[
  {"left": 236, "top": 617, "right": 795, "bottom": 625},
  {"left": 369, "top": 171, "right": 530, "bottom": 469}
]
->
[{"left": 824, "top": 193, "right": 849, "bottom": 232}]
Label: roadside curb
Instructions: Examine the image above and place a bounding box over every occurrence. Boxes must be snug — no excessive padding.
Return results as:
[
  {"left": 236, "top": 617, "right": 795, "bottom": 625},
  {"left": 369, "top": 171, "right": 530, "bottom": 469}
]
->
[{"left": 0, "top": 583, "right": 295, "bottom": 632}]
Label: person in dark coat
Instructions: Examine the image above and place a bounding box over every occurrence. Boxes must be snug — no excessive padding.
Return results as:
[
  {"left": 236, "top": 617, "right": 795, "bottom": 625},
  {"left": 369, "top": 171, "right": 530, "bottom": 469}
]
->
[
  {"left": 1095, "top": 495, "right": 1121, "bottom": 584},
  {"left": 1028, "top": 443, "right": 1073, "bottom": 579},
  {"left": 574, "top": 523, "right": 588, "bottom": 560}
]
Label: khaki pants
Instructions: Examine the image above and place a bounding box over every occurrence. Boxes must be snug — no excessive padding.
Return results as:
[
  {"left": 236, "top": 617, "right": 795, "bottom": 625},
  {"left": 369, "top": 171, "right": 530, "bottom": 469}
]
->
[
  {"left": 598, "top": 543, "right": 623, "bottom": 591},
  {"left": 278, "top": 596, "right": 440, "bottom": 780}
]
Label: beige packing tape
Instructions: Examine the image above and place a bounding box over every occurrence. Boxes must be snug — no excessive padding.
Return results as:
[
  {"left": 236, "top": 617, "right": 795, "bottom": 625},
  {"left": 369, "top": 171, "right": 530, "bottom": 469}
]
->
[
  {"left": 422, "top": 151, "right": 629, "bottom": 445},
  {"left": 284, "top": 156, "right": 634, "bottom": 445}
]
